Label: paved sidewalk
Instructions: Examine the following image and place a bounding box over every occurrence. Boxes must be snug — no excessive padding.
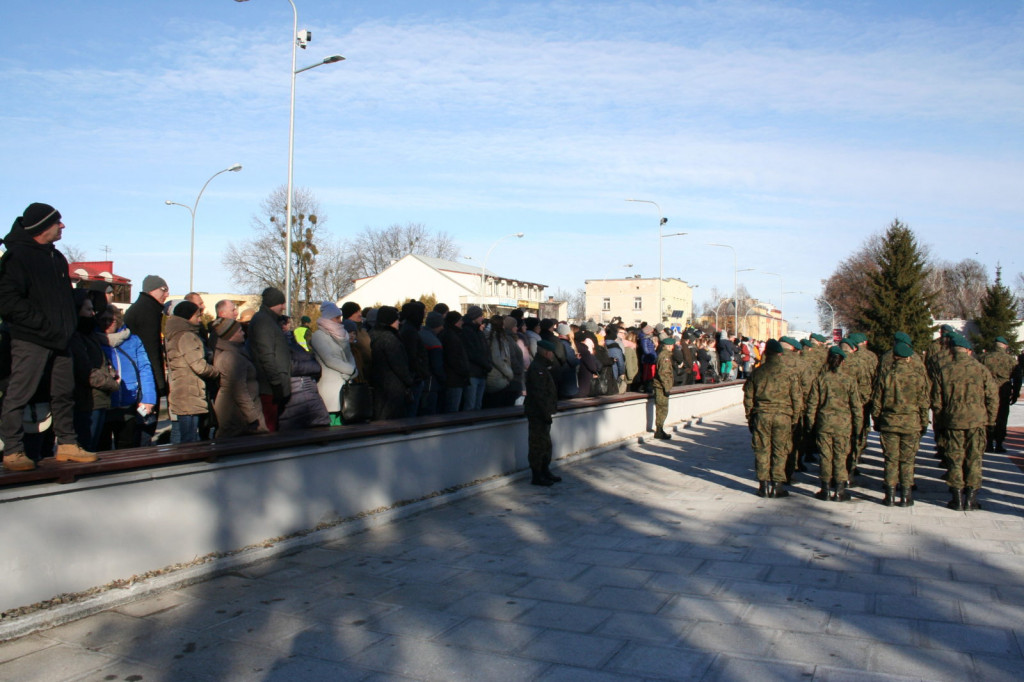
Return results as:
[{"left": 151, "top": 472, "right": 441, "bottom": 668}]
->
[{"left": 2, "top": 402, "right": 1023, "bottom": 681}]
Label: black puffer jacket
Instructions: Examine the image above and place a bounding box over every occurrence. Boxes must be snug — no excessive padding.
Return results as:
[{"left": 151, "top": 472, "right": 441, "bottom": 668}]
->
[
  {"left": 369, "top": 325, "right": 414, "bottom": 420},
  {"left": 0, "top": 223, "right": 76, "bottom": 351}
]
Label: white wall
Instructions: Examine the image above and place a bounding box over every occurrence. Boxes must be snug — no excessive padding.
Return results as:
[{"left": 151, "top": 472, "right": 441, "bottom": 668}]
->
[{"left": 0, "top": 385, "right": 742, "bottom": 615}]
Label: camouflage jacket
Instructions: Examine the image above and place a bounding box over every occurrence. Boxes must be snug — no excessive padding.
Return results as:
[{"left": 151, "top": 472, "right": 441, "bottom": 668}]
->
[
  {"left": 654, "top": 345, "right": 675, "bottom": 393},
  {"left": 981, "top": 349, "right": 1016, "bottom": 387},
  {"left": 844, "top": 349, "right": 873, "bottom": 407},
  {"left": 800, "top": 346, "right": 827, "bottom": 395},
  {"left": 930, "top": 351, "right": 999, "bottom": 430},
  {"left": 805, "top": 367, "right": 862, "bottom": 435},
  {"left": 871, "top": 358, "right": 930, "bottom": 434},
  {"left": 744, "top": 354, "right": 803, "bottom": 420},
  {"left": 524, "top": 355, "right": 558, "bottom": 420}
]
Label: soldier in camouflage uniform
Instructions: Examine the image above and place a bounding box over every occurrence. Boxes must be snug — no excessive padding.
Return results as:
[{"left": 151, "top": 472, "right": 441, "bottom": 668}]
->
[
  {"left": 744, "top": 339, "right": 804, "bottom": 498},
  {"left": 930, "top": 333, "right": 998, "bottom": 510},
  {"left": 877, "top": 331, "right": 927, "bottom": 381},
  {"left": 778, "top": 337, "right": 806, "bottom": 481},
  {"left": 980, "top": 336, "right": 1016, "bottom": 453},
  {"left": 652, "top": 337, "right": 676, "bottom": 440},
  {"left": 798, "top": 335, "right": 829, "bottom": 467},
  {"left": 805, "top": 346, "right": 862, "bottom": 501},
  {"left": 871, "top": 341, "right": 931, "bottom": 507},
  {"left": 524, "top": 340, "right": 560, "bottom": 487},
  {"left": 925, "top": 326, "right": 956, "bottom": 466},
  {"left": 847, "top": 333, "right": 877, "bottom": 475}
]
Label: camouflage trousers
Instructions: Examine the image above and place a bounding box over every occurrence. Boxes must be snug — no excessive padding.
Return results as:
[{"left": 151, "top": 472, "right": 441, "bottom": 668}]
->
[
  {"left": 751, "top": 413, "right": 792, "bottom": 483},
  {"left": 989, "top": 384, "right": 1012, "bottom": 445},
  {"left": 527, "top": 416, "right": 553, "bottom": 471},
  {"left": 879, "top": 430, "right": 921, "bottom": 490},
  {"left": 654, "top": 388, "right": 669, "bottom": 430},
  {"left": 815, "top": 431, "right": 851, "bottom": 485},
  {"left": 851, "top": 404, "right": 870, "bottom": 466},
  {"left": 945, "top": 427, "right": 986, "bottom": 490}
]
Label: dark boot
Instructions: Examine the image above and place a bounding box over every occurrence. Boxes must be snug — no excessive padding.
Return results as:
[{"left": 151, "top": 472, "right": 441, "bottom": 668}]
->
[
  {"left": 757, "top": 480, "right": 769, "bottom": 498},
  {"left": 985, "top": 440, "right": 995, "bottom": 453},
  {"left": 814, "top": 484, "right": 829, "bottom": 501},
  {"left": 882, "top": 486, "right": 894, "bottom": 507},
  {"left": 964, "top": 487, "right": 981, "bottom": 510},
  {"left": 543, "top": 466, "right": 562, "bottom": 483},
  {"left": 994, "top": 442, "right": 1006, "bottom": 454},
  {"left": 530, "top": 469, "right": 553, "bottom": 487},
  {"left": 772, "top": 482, "right": 790, "bottom": 498},
  {"left": 900, "top": 487, "right": 914, "bottom": 507},
  {"left": 654, "top": 428, "right": 671, "bottom": 440},
  {"left": 947, "top": 488, "right": 964, "bottom": 510},
  {"left": 834, "top": 481, "right": 851, "bottom": 502}
]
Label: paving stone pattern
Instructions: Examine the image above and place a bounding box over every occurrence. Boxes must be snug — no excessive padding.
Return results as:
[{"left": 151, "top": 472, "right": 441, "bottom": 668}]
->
[{"left": 2, "top": 403, "right": 1023, "bottom": 681}]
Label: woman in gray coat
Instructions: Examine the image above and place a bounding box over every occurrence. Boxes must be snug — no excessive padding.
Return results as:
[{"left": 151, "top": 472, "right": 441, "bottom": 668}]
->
[{"left": 309, "top": 302, "right": 357, "bottom": 426}]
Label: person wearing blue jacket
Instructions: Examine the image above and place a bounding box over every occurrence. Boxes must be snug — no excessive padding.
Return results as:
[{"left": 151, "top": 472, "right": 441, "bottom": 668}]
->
[{"left": 96, "top": 308, "right": 157, "bottom": 449}]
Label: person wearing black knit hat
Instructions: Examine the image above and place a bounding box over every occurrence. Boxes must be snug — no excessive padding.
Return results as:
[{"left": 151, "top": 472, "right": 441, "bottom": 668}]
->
[
  {"left": 369, "top": 306, "right": 414, "bottom": 419},
  {"left": 248, "top": 287, "right": 291, "bottom": 431},
  {"left": 0, "top": 203, "right": 98, "bottom": 471}
]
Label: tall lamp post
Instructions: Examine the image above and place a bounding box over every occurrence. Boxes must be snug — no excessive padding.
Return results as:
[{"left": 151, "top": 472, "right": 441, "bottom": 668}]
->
[
  {"left": 480, "top": 232, "right": 524, "bottom": 313},
  {"left": 165, "top": 163, "right": 243, "bottom": 292},
  {"left": 235, "top": 0, "right": 344, "bottom": 315},
  {"left": 708, "top": 243, "right": 748, "bottom": 336},
  {"left": 626, "top": 199, "right": 683, "bottom": 323}
]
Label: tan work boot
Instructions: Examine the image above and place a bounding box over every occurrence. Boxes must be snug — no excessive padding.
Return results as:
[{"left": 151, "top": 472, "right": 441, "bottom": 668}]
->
[
  {"left": 3, "top": 452, "right": 37, "bottom": 471},
  {"left": 55, "top": 443, "right": 98, "bottom": 463}
]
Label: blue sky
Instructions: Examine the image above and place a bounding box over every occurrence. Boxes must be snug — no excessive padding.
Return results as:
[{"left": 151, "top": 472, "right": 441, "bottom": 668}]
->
[{"left": 2, "top": 0, "right": 1022, "bottom": 331}]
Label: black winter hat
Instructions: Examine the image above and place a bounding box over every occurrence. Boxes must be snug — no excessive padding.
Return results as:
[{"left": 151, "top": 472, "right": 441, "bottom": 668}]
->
[
  {"left": 262, "top": 287, "right": 285, "bottom": 308},
  {"left": 341, "top": 301, "right": 361, "bottom": 319},
  {"left": 16, "top": 203, "right": 62, "bottom": 235},
  {"left": 376, "top": 305, "right": 400, "bottom": 327},
  {"left": 173, "top": 300, "right": 200, "bottom": 320}
]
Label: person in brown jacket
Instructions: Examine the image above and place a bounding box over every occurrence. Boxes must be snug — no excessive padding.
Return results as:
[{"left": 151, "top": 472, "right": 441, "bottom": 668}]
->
[
  {"left": 210, "top": 317, "right": 266, "bottom": 439},
  {"left": 165, "top": 300, "right": 219, "bottom": 444}
]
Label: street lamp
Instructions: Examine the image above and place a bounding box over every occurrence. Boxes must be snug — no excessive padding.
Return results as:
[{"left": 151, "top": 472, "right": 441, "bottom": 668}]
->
[
  {"left": 235, "top": 0, "right": 344, "bottom": 315},
  {"left": 165, "top": 163, "right": 242, "bottom": 292},
  {"left": 626, "top": 199, "right": 684, "bottom": 323},
  {"left": 480, "top": 232, "right": 524, "bottom": 314},
  {"left": 817, "top": 296, "right": 836, "bottom": 338},
  {"left": 708, "top": 243, "right": 749, "bottom": 337}
]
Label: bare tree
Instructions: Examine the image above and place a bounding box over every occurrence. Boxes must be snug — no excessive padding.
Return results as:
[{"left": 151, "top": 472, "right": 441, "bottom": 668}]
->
[
  {"left": 928, "top": 258, "right": 988, "bottom": 319},
  {"left": 552, "top": 287, "right": 586, "bottom": 322},
  {"left": 820, "top": 233, "right": 884, "bottom": 331},
  {"left": 223, "top": 185, "right": 325, "bottom": 307},
  {"left": 347, "top": 223, "right": 459, "bottom": 280},
  {"left": 62, "top": 244, "right": 86, "bottom": 263}
]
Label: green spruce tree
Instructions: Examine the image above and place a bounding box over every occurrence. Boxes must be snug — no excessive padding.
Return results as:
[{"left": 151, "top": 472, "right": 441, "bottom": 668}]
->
[
  {"left": 861, "top": 219, "right": 935, "bottom": 354},
  {"left": 973, "top": 266, "right": 1020, "bottom": 353}
]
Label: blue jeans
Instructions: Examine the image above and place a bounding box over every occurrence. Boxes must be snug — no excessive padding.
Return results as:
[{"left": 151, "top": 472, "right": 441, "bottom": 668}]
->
[
  {"left": 73, "top": 409, "right": 106, "bottom": 451},
  {"left": 462, "top": 377, "right": 486, "bottom": 411},
  {"left": 171, "top": 414, "right": 201, "bottom": 444},
  {"left": 444, "top": 387, "right": 464, "bottom": 413}
]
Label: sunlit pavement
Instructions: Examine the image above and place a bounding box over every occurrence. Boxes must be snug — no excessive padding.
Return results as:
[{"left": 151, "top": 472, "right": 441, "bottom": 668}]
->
[{"left": 2, "top": 402, "right": 1023, "bottom": 681}]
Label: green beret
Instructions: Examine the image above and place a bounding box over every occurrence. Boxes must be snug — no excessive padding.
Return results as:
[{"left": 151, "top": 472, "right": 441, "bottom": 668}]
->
[
  {"left": 801, "top": 339, "right": 813, "bottom": 348},
  {"left": 810, "top": 333, "right": 827, "bottom": 343},
  {"left": 780, "top": 336, "right": 800, "bottom": 349},
  {"left": 537, "top": 340, "right": 556, "bottom": 352},
  {"left": 661, "top": 337, "right": 676, "bottom": 346},
  {"left": 941, "top": 324, "right": 954, "bottom": 333},
  {"left": 893, "top": 332, "right": 911, "bottom": 345},
  {"left": 848, "top": 333, "right": 867, "bottom": 345},
  {"left": 950, "top": 333, "right": 973, "bottom": 350},
  {"left": 828, "top": 346, "right": 846, "bottom": 359},
  {"left": 894, "top": 341, "right": 913, "bottom": 358},
  {"left": 840, "top": 337, "right": 856, "bottom": 348},
  {"left": 765, "top": 339, "right": 784, "bottom": 355},
  {"left": 995, "top": 336, "right": 1009, "bottom": 345}
]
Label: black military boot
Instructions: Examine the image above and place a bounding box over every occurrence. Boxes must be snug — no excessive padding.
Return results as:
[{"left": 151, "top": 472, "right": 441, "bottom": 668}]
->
[
  {"left": 947, "top": 487, "right": 964, "bottom": 510},
  {"left": 531, "top": 469, "right": 553, "bottom": 487},
  {"left": 757, "top": 481, "right": 769, "bottom": 498},
  {"left": 772, "top": 482, "right": 790, "bottom": 498},
  {"left": 994, "top": 442, "right": 1007, "bottom": 454},
  {"left": 964, "top": 487, "right": 981, "bottom": 510},
  {"left": 654, "top": 428, "right": 672, "bottom": 440},
  {"left": 900, "top": 486, "right": 914, "bottom": 507},
  {"left": 985, "top": 440, "right": 995, "bottom": 453},
  {"left": 835, "top": 481, "right": 851, "bottom": 502},
  {"left": 814, "top": 483, "right": 829, "bottom": 501},
  {"left": 882, "top": 486, "right": 894, "bottom": 507},
  {"left": 543, "top": 466, "right": 562, "bottom": 483}
]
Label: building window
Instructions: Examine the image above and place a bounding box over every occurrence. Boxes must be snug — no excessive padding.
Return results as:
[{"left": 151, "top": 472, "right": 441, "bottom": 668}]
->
[
  {"left": 633, "top": 296, "right": 643, "bottom": 311},
  {"left": 602, "top": 297, "right": 611, "bottom": 312}
]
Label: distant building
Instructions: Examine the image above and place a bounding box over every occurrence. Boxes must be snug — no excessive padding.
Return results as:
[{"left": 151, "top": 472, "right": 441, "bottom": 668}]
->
[
  {"left": 341, "top": 254, "right": 548, "bottom": 316},
  {"left": 68, "top": 261, "right": 132, "bottom": 307},
  {"left": 584, "top": 277, "right": 694, "bottom": 326}
]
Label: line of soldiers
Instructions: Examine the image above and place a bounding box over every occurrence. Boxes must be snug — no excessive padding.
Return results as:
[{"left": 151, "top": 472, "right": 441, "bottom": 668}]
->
[{"left": 744, "top": 326, "right": 1017, "bottom": 509}]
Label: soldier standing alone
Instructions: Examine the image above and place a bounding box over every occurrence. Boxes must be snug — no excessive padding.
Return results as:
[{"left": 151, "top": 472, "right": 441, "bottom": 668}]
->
[
  {"left": 652, "top": 337, "right": 676, "bottom": 440},
  {"left": 524, "top": 340, "right": 561, "bottom": 487}
]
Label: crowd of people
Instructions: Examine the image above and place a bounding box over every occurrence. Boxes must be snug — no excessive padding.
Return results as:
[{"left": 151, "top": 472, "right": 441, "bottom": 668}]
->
[{"left": 744, "top": 329, "right": 1019, "bottom": 510}]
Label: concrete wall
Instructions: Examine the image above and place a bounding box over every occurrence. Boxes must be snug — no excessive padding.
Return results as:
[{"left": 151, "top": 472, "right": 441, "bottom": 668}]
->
[{"left": 0, "top": 384, "right": 742, "bottom": 614}]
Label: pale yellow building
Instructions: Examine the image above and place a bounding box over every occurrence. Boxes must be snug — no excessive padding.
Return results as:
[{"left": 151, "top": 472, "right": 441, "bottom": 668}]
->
[{"left": 584, "top": 277, "right": 694, "bottom": 326}]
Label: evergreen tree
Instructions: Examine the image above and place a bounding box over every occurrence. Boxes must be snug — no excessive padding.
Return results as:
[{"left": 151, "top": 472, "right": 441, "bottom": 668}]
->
[
  {"left": 861, "top": 219, "right": 935, "bottom": 354},
  {"left": 973, "top": 266, "right": 1020, "bottom": 353}
]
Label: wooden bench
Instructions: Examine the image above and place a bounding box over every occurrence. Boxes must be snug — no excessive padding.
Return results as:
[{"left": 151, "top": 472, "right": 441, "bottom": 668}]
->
[{"left": 0, "top": 381, "right": 740, "bottom": 489}]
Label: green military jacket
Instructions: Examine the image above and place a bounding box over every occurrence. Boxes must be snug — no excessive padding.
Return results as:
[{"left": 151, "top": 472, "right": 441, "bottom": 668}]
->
[
  {"left": 744, "top": 354, "right": 804, "bottom": 421},
  {"left": 805, "top": 367, "right": 862, "bottom": 435},
  {"left": 981, "top": 349, "right": 1016, "bottom": 387},
  {"left": 931, "top": 350, "right": 999, "bottom": 430},
  {"left": 524, "top": 355, "right": 558, "bottom": 420},
  {"left": 871, "top": 357, "right": 930, "bottom": 434},
  {"left": 654, "top": 345, "right": 675, "bottom": 393}
]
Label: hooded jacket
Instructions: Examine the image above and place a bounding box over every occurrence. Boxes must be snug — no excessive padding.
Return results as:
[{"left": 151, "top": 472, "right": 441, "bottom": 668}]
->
[
  {"left": 0, "top": 222, "right": 76, "bottom": 351},
  {"left": 165, "top": 315, "right": 219, "bottom": 416}
]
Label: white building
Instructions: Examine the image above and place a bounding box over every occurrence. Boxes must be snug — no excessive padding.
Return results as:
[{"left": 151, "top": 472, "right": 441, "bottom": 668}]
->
[{"left": 340, "top": 254, "right": 548, "bottom": 315}]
